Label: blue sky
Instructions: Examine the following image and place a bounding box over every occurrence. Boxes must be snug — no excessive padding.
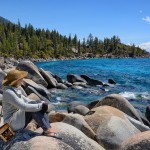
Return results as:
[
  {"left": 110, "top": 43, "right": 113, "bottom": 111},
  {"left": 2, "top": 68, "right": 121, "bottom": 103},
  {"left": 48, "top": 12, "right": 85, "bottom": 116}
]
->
[{"left": 0, "top": 0, "right": 150, "bottom": 51}]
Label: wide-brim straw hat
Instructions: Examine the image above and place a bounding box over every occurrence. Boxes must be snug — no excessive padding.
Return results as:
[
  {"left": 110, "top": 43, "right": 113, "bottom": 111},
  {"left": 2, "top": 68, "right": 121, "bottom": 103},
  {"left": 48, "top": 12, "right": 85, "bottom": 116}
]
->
[{"left": 2, "top": 69, "right": 28, "bottom": 86}]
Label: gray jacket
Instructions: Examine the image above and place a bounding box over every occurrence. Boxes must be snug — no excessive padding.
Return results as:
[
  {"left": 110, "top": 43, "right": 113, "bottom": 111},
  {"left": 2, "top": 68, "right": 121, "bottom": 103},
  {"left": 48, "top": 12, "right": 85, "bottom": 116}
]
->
[{"left": 2, "top": 88, "right": 43, "bottom": 131}]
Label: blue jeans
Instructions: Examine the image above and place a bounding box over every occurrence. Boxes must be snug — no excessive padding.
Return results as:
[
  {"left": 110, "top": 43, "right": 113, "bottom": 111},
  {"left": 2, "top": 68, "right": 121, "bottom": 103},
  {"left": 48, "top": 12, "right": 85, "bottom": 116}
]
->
[{"left": 25, "top": 111, "right": 51, "bottom": 131}]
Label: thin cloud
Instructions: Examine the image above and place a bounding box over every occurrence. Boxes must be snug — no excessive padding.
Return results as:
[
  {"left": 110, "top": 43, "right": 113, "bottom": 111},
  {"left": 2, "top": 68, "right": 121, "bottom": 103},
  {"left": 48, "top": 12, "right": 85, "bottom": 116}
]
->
[
  {"left": 142, "top": 16, "right": 150, "bottom": 23},
  {"left": 139, "top": 42, "right": 150, "bottom": 52}
]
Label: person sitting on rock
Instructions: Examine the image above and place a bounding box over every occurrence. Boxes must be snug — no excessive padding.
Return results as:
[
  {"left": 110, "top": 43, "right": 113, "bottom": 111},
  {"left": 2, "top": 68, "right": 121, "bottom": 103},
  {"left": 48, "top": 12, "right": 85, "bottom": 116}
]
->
[{"left": 2, "top": 69, "right": 57, "bottom": 137}]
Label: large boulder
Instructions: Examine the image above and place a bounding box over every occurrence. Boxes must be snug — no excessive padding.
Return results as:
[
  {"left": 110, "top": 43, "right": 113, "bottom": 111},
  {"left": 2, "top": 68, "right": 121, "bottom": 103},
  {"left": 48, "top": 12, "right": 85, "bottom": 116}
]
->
[
  {"left": 67, "top": 101, "right": 87, "bottom": 113},
  {"left": 36, "top": 122, "right": 105, "bottom": 150},
  {"left": 16, "top": 61, "right": 48, "bottom": 87},
  {"left": 80, "top": 74, "right": 103, "bottom": 86},
  {"left": 84, "top": 106, "right": 140, "bottom": 150},
  {"left": 67, "top": 74, "right": 87, "bottom": 84},
  {"left": 10, "top": 136, "right": 74, "bottom": 150},
  {"left": 22, "top": 79, "right": 51, "bottom": 101},
  {"left": 120, "top": 131, "right": 150, "bottom": 150},
  {"left": 48, "top": 112, "right": 95, "bottom": 139},
  {"left": 96, "top": 116, "right": 140, "bottom": 150},
  {"left": 94, "top": 94, "right": 143, "bottom": 122},
  {"left": 85, "top": 106, "right": 138, "bottom": 132},
  {"left": 0, "top": 129, "right": 73, "bottom": 150},
  {"left": 39, "top": 68, "right": 57, "bottom": 88},
  {"left": 62, "top": 113, "right": 96, "bottom": 140}
]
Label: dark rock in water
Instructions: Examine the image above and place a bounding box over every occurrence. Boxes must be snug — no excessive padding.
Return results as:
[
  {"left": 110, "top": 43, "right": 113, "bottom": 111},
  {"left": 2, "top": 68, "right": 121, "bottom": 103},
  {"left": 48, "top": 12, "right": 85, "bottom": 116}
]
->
[
  {"left": 40, "top": 68, "right": 57, "bottom": 88},
  {"left": 67, "top": 101, "right": 87, "bottom": 113},
  {"left": 45, "top": 71, "right": 64, "bottom": 83},
  {"left": 74, "top": 105, "right": 90, "bottom": 116},
  {"left": 54, "top": 74, "right": 64, "bottom": 83},
  {"left": 81, "top": 74, "right": 103, "bottom": 86},
  {"left": 94, "top": 94, "right": 143, "bottom": 123},
  {"left": 145, "top": 105, "right": 150, "bottom": 123},
  {"left": 67, "top": 74, "right": 87, "bottom": 84},
  {"left": 108, "top": 79, "right": 116, "bottom": 84},
  {"left": 56, "top": 83, "right": 68, "bottom": 89},
  {"left": 87, "top": 100, "right": 100, "bottom": 109},
  {"left": 16, "top": 61, "right": 48, "bottom": 87}
]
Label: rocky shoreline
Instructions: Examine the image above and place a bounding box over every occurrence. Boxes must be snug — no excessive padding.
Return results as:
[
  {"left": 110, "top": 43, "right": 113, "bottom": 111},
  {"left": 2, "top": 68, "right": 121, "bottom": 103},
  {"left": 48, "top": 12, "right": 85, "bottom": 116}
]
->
[{"left": 0, "top": 58, "right": 150, "bottom": 150}]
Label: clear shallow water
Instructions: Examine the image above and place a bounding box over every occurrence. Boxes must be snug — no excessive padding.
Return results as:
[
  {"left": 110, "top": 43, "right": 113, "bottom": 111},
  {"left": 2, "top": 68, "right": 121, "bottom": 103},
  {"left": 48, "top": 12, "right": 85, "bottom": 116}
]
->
[{"left": 35, "top": 58, "right": 150, "bottom": 112}]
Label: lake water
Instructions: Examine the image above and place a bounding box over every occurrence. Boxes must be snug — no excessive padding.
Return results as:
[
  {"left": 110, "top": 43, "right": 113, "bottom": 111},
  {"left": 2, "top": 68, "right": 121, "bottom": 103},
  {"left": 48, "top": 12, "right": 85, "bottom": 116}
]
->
[{"left": 35, "top": 58, "right": 150, "bottom": 112}]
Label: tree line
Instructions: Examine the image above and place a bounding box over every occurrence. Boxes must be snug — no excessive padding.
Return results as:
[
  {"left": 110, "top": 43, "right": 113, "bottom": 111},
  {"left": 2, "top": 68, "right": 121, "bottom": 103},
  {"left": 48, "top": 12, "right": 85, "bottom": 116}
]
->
[{"left": 0, "top": 19, "right": 149, "bottom": 59}]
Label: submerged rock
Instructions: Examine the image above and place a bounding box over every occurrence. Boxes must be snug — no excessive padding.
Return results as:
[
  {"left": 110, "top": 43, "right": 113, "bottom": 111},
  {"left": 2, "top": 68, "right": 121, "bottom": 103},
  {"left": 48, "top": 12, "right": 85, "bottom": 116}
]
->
[{"left": 108, "top": 79, "right": 116, "bottom": 84}]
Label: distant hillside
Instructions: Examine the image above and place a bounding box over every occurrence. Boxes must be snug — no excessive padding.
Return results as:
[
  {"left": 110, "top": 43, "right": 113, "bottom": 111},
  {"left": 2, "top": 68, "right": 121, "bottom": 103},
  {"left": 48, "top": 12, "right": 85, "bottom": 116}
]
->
[
  {"left": 0, "top": 16, "right": 149, "bottom": 59},
  {"left": 0, "top": 16, "right": 11, "bottom": 24}
]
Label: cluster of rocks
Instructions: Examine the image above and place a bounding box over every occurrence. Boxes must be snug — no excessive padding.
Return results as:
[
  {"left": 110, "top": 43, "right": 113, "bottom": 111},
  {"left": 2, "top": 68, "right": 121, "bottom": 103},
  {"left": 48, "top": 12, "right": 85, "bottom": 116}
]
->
[{"left": 0, "top": 60, "right": 150, "bottom": 150}]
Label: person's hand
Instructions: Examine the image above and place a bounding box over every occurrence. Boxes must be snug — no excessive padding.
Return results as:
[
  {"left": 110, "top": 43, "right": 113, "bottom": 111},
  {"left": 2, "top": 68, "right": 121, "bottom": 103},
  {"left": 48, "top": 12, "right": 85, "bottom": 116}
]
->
[{"left": 40, "top": 102, "right": 48, "bottom": 113}]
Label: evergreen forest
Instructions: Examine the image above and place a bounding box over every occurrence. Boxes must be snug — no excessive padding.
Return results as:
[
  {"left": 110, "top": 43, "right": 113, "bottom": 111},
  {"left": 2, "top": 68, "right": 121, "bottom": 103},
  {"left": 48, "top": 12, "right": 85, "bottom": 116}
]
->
[{"left": 0, "top": 16, "right": 149, "bottom": 59}]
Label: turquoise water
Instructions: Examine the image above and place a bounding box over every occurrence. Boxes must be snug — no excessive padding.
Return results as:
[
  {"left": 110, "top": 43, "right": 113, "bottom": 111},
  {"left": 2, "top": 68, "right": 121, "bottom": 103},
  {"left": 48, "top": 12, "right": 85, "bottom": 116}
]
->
[{"left": 35, "top": 58, "right": 150, "bottom": 112}]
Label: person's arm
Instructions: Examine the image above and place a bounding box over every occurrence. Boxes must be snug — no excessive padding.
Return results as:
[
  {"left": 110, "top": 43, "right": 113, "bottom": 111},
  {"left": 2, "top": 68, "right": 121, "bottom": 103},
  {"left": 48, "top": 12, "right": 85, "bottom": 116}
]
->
[{"left": 4, "top": 89, "right": 43, "bottom": 112}]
